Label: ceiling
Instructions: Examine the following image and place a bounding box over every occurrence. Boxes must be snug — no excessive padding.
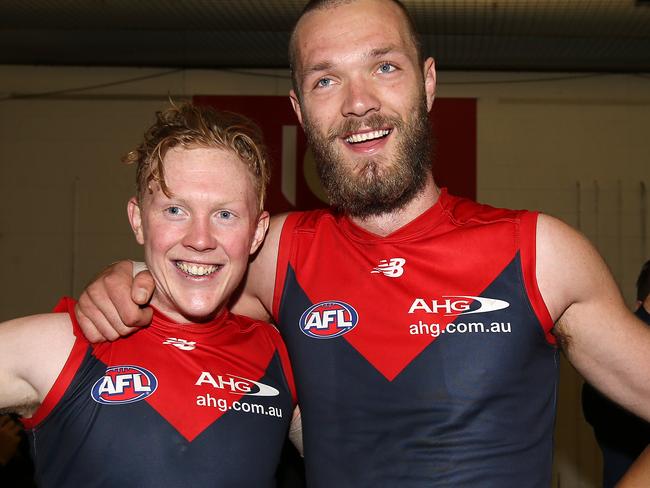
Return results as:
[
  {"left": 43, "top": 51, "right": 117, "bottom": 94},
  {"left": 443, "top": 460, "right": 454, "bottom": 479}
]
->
[{"left": 2, "top": 0, "right": 650, "bottom": 73}]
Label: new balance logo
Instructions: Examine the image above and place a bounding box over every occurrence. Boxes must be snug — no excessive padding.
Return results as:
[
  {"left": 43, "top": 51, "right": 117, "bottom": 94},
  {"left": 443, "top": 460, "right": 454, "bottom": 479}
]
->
[
  {"left": 371, "top": 258, "right": 406, "bottom": 277},
  {"left": 163, "top": 337, "right": 197, "bottom": 351}
]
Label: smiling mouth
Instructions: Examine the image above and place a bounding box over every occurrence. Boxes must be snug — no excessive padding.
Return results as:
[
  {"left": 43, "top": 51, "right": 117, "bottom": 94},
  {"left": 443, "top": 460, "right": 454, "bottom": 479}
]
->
[
  {"left": 175, "top": 261, "right": 221, "bottom": 277},
  {"left": 345, "top": 129, "right": 391, "bottom": 144}
]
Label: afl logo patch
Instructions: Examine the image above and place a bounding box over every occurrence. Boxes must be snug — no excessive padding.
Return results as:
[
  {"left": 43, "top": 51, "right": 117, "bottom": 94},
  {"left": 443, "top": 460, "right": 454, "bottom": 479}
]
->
[
  {"left": 300, "top": 301, "right": 359, "bottom": 339},
  {"left": 91, "top": 365, "right": 158, "bottom": 405}
]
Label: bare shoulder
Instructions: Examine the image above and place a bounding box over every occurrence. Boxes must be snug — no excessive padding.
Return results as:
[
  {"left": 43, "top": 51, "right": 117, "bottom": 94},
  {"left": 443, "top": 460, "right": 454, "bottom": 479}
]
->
[
  {"left": 0, "top": 313, "right": 75, "bottom": 415},
  {"left": 535, "top": 221, "right": 650, "bottom": 421},
  {"left": 0, "top": 313, "right": 74, "bottom": 350},
  {"left": 535, "top": 213, "right": 622, "bottom": 325},
  {"left": 233, "top": 212, "right": 291, "bottom": 320}
]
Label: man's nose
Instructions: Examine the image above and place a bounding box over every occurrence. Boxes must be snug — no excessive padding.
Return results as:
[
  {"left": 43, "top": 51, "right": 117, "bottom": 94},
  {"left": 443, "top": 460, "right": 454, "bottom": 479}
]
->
[
  {"left": 182, "top": 218, "right": 217, "bottom": 252},
  {"left": 341, "top": 76, "right": 380, "bottom": 118}
]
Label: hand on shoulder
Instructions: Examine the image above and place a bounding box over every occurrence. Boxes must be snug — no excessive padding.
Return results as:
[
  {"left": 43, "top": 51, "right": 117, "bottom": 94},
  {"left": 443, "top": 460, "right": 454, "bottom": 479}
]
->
[{"left": 76, "top": 260, "right": 154, "bottom": 342}]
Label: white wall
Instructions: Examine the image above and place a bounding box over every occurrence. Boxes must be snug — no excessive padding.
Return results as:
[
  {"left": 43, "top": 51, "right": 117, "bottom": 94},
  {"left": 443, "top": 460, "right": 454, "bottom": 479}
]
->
[{"left": 1, "top": 65, "right": 649, "bottom": 486}]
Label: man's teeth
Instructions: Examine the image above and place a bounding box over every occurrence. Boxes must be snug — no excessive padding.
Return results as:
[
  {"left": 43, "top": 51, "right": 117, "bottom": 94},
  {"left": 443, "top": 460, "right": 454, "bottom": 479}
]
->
[
  {"left": 176, "top": 262, "right": 219, "bottom": 276},
  {"left": 346, "top": 129, "right": 390, "bottom": 144}
]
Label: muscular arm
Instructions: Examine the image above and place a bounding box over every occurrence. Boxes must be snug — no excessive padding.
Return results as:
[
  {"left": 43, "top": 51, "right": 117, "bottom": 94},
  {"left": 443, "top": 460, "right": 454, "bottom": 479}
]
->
[
  {"left": 0, "top": 314, "right": 74, "bottom": 417},
  {"left": 536, "top": 214, "right": 650, "bottom": 420}
]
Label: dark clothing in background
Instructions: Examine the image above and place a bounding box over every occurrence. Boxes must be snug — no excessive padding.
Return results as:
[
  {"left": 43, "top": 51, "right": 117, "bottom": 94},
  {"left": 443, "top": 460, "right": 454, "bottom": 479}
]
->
[
  {"left": 0, "top": 415, "right": 37, "bottom": 488},
  {"left": 582, "top": 306, "right": 650, "bottom": 488}
]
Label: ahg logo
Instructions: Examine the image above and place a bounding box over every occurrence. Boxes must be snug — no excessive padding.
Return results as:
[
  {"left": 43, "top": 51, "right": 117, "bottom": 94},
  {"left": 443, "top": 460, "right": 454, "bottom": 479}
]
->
[
  {"left": 194, "top": 373, "right": 280, "bottom": 397},
  {"left": 408, "top": 296, "right": 510, "bottom": 316}
]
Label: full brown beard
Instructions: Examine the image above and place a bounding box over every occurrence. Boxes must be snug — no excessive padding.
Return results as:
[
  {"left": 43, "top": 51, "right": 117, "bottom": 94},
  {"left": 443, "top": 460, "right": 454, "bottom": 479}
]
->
[{"left": 302, "top": 95, "right": 433, "bottom": 218}]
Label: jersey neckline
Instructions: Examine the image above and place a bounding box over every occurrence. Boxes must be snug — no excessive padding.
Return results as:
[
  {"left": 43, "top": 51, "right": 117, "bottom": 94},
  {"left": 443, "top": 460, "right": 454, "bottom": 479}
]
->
[
  {"left": 336, "top": 187, "right": 452, "bottom": 243},
  {"left": 149, "top": 305, "right": 232, "bottom": 337}
]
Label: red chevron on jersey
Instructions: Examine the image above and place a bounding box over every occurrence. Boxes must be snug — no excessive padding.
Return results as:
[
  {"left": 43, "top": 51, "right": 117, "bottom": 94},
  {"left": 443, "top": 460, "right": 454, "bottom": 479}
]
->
[
  {"left": 29, "top": 298, "right": 295, "bottom": 442},
  {"left": 90, "top": 311, "right": 287, "bottom": 441},
  {"left": 275, "top": 189, "right": 549, "bottom": 381},
  {"left": 24, "top": 298, "right": 295, "bottom": 487},
  {"left": 273, "top": 189, "right": 557, "bottom": 487}
]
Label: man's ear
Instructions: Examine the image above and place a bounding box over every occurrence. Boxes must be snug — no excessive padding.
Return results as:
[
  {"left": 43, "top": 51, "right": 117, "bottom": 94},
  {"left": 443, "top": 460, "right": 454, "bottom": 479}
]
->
[
  {"left": 289, "top": 90, "right": 304, "bottom": 127},
  {"left": 250, "top": 211, "right": 270, "bottom": 255},
  {"left": 423, "top": 57, "right": 437, "bottom": 112},
  {"left": 127, "top": 197, "right": 145, "bottom": 245}
]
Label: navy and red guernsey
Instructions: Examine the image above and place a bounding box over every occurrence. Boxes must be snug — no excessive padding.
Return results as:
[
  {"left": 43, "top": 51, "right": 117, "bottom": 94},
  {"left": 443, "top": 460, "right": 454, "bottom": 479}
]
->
[
  {"left": 23, "top": 297, "right": 296, "bottom": 488},
  {"left": 273, "top": 189, "right": 558, "bottom": 487}
]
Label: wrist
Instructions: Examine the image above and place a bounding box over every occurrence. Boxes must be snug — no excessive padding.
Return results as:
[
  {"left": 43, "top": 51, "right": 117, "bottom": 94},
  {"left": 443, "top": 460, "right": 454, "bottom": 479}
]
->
[{"left": 131, "top": 261, "right": 148, "bottom": 277}]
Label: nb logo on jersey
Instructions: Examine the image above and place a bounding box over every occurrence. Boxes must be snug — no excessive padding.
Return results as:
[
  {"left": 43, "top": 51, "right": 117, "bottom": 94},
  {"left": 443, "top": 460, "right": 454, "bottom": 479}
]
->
[
  {"left": 91, "top": 365, "right": 158, "bottom": 405},
  {"left": 163, "top": 337, "right": 197, "bottom": 351},
  {"left": 371, "top": 258, "right": 406, "bottom": 277}
]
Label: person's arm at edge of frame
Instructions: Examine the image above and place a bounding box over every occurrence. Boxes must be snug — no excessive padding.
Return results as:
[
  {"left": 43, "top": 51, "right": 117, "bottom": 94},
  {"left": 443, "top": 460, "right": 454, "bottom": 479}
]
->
[
  {"left": 537, "top": 214, "right": 650, "bottom": 422},
  {"left": 615, "top": 445, "right": 650, "bottom": 488},
  {"left": 288, "top": 406, "right": 304, "bottom": 456},
  {"left": 0, "top": 313, "right": 74, "bottom": 418},
  {"left": 74, "top": 213, "right": 290, "bottom": 342}
]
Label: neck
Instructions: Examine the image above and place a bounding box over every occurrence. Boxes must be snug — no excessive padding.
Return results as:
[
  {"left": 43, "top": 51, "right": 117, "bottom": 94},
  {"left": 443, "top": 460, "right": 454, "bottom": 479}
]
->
[
  {"left": 349, "top": 176, "right": 440, "bottom": 236},
  {"left": 150, "top": 294, "right": 226, "bottom": 326}
]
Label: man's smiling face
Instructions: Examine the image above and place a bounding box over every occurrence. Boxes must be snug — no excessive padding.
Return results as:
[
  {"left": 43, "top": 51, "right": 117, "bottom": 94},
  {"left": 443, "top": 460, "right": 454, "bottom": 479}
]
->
[
  {"left": 290, "top": 0, "right": 436, "bottom": 217},
  {"left": 128, "top": 146, "right": 267, "bottom": 323}
]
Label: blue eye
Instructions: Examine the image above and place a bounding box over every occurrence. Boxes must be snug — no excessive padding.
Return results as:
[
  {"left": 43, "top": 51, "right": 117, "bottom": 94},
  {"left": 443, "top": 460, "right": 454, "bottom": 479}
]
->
[
  {"left": 378, "top": 63, "right": 396, "bottom": 74},
  {"left": 316, "top": 78, "right": 331, "bottom": 88},
  {"left": 218, "top": 210, "right": 233, "bottom": 219},
  {"left": 166, "top": 206, "right": 182, "bottom": 216}
]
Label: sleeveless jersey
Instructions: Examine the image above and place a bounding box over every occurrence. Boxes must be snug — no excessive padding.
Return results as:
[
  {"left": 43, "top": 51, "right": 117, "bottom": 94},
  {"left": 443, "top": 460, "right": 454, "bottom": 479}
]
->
[
  {"left": 22, "top": 297, "right": 296, "bottom": 488},
  {"left": 273, "top": 189, "right": 558, "bottom": 487}
]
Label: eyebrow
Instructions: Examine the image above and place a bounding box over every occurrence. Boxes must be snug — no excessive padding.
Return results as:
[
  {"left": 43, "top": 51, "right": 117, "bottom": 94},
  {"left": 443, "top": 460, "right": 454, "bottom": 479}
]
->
[
  {"left": 303, "top": 61, "right": 334, "bottom": 78},
  {"left": 302, "top": 45, "right": 401, "bottom": 79},
  {"left": 368, "top": 46, "right": 396, "bottom": 58}
]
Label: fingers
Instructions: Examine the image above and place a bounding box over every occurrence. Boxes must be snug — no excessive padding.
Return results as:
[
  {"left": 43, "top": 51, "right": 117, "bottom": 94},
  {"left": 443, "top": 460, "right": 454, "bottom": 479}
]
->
[
  {"left": 101, "top": 264, "right": 151, "bottom": 327},
  {"left": 75, "top": 303, "right": 122, "bottom": 342},
  {"left": 76, "top": 261, "right": 153, "bottom": 342}
]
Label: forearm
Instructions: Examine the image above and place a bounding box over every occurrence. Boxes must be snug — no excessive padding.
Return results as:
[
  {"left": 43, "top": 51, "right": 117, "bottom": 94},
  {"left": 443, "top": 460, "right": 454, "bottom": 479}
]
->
[
  {"left": 561, "top": 309, "right": 650, "bottom": 422},
  {"left": 288, "top": 406, "right": 303, "bottom": 456},
  {"left": 616, "top": 445, "right": 650, "bottom": 488}
]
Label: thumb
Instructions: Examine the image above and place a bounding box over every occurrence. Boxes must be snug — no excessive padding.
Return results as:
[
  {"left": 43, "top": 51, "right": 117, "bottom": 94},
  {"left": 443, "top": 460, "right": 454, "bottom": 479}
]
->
[
  {"left": 133, "top": 305, "right": 154, "bottom": 327},
  {"left": 132, "top": 270, "right": 155, "bottom": 305}
]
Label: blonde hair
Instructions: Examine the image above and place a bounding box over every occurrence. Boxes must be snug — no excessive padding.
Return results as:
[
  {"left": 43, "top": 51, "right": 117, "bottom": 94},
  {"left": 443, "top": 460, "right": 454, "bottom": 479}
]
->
[{"left": 124, "top": 102, "right": 270, "bottom": 212}]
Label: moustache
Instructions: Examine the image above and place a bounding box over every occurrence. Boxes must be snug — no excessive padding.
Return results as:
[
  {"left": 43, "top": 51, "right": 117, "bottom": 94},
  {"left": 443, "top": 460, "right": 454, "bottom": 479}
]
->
[{"left": 327, "top": 113, "right": 404, "bottom": 142}]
